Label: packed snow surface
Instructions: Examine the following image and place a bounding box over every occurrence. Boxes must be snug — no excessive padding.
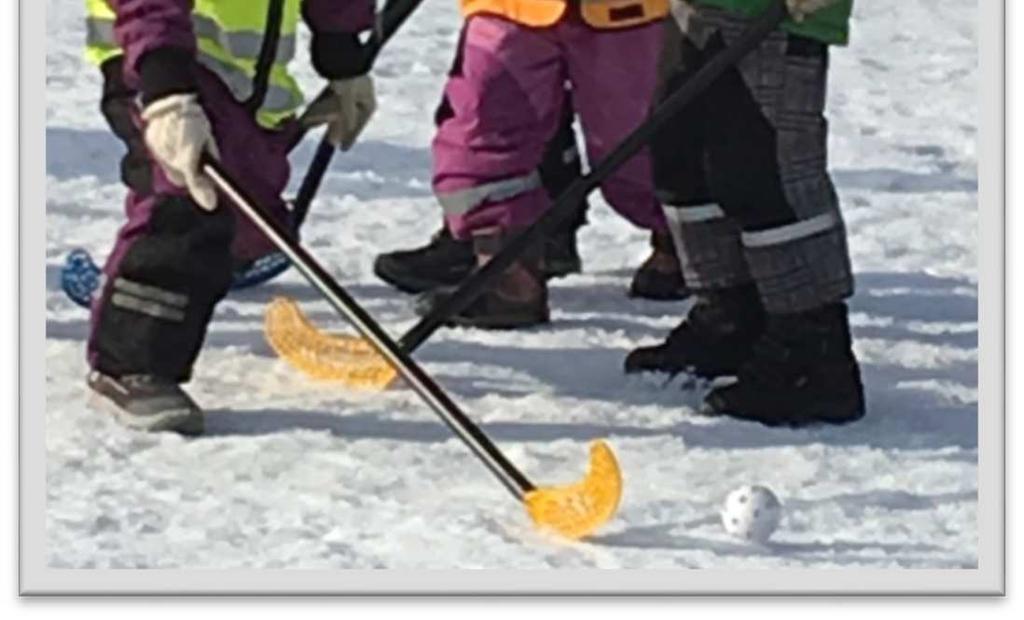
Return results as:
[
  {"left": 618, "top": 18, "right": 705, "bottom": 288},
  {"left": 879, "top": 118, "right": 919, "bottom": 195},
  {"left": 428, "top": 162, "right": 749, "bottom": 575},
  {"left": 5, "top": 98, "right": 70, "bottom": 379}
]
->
[{"left": 45, "top": 0, "right": 978, "bottom": 568}]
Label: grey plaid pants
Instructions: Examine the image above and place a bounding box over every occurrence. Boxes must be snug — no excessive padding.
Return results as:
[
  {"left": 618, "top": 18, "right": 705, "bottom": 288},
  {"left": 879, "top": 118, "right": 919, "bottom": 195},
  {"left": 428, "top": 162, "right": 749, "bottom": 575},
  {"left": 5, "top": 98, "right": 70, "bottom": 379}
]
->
[{"left": 654, "top": 5, "right": 854, "bottom": 314}]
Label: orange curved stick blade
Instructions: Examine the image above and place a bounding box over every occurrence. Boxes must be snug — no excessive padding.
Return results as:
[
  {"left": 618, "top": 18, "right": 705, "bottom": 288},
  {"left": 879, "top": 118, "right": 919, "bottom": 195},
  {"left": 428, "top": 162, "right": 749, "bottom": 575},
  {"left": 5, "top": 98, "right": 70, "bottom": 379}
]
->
[
  {"left": 524, "top": 440, "right": 623, "bottom": 540},
  {"left": 264, "top": 297, "right": 398, "bottom": 390}
]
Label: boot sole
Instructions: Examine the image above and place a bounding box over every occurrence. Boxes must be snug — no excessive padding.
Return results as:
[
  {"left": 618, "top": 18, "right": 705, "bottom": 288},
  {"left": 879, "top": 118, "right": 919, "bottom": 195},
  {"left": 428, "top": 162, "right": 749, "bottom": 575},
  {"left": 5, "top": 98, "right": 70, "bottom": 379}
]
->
[
  {"left": 447, "top": 313, "right": 551, "bottom": 330},
  {"left": 627, "top": 287, "right": 691, "bottom": 302},
  {"left": 623, "top": 357, "right": 742, "bottom": 380},
  {"left": 87, "top": 391, "right": 204, "bottom": 435},
  {"left": 700, "top": 394, "right": 865, "bottom": 428}
]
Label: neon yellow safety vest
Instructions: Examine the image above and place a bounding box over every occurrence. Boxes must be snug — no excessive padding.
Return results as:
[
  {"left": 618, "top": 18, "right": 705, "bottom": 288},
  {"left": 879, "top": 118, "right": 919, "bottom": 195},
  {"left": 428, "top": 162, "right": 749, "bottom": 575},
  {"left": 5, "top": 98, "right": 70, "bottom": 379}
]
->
[{"left": 84, "top": 0, "right": 304, "bottom": 128}]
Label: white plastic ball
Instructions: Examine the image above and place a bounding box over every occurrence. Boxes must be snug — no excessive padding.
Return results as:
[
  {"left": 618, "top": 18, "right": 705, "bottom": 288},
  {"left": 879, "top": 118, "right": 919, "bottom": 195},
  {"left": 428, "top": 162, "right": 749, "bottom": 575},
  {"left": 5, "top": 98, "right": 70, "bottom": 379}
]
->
[{"left": 721, "top": 485, "right": 782, "bottom": 543}]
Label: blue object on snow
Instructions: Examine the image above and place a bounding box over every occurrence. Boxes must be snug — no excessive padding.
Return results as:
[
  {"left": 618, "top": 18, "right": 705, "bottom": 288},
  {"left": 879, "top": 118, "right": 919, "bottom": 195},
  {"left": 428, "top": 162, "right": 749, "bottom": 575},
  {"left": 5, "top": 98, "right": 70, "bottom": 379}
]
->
[
  {"left": 229, "top": 252, "right": 292, "bottom": 290},
  {"left": 61, "top": 248, "right": 103, "bottom": 309},
  {"left": 60, "top": 248, "right": 292, "bottom": 309}
]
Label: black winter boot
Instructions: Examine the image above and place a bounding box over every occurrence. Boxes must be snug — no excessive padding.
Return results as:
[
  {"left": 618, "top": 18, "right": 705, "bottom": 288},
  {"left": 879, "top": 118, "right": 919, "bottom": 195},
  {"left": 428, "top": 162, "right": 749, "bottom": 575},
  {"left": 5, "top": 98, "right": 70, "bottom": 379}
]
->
[
  {"left": 702, "top": 303, "right": 865, "bottom": 427},
  {"left": 374, "top": 224, "right": 586, "bottom": 294},
  {"left": 624, "top": 284, "right": 764, "bottom": 377},
  {"left": 416, "top": 228, "right": 550, "bottom": 329},
  {"left": 373, "top": 227, "right": 476, "bottom": 294},
  {"left": 87, "top": 371, "right": 204, "bottom": 435},
  {"left": 629, "top": 231, "right": 689, "bottom": 301}
]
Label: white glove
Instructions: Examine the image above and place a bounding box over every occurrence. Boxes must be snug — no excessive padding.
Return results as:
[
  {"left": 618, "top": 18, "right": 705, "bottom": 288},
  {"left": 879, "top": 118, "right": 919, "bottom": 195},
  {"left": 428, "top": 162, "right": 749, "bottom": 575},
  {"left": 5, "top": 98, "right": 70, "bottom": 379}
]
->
[
  {"left": 141, "top": 93, "right": 220, "bottom": 211},
  {"left": 786, "top": 0, "right": 839, "bottom": 22},
  {"left": 300, "top": 75, "right": 376, "bottom": 151}
]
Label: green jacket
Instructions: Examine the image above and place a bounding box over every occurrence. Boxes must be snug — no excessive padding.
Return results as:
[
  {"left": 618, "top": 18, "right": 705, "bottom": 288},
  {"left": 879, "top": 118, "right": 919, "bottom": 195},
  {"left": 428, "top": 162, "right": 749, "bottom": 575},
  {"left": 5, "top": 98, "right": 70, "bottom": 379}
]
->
[{"left": 694, "top": 0, "right": 853, "bottom": 45}]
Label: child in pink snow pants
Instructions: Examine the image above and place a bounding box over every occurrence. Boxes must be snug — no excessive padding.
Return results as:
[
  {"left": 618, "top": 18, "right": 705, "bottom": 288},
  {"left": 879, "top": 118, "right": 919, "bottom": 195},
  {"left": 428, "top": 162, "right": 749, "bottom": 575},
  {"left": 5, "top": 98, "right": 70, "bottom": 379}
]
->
[{"left": 423, "top": 6, "right": 674, "bottom": 329}]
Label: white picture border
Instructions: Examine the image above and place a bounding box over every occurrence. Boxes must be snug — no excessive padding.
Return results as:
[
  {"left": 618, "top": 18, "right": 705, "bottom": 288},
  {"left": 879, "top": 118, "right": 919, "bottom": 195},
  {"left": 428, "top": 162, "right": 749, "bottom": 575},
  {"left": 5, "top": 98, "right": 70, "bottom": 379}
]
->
[{"left": 18, "top": 0, "right": 1005, "bottom": 595}]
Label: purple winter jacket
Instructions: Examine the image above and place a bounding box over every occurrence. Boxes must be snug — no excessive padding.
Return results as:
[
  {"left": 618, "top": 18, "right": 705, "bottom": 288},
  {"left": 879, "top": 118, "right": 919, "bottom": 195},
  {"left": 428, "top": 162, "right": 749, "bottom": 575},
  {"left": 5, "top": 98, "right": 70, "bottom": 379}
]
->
[{"left": 109, "top": 0, "right": 376, "bottom": 87}]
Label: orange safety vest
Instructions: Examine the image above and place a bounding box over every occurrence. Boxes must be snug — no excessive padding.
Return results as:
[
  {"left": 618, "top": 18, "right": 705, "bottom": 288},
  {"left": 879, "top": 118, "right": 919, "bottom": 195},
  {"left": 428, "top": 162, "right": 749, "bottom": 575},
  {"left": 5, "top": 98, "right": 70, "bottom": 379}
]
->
[{"left": 461, "top": 0, "right": 669, "bottom": 30}]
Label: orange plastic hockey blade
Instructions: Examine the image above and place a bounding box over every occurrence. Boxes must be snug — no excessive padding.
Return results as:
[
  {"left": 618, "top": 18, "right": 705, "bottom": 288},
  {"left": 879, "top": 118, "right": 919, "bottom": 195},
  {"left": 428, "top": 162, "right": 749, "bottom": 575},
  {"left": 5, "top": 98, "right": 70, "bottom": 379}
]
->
[
  {"left": 524, "top": 440, "right": 623, "bottom": 540},
  {"left": 263, "top": 297, "right": 398, "bottom": 390}
]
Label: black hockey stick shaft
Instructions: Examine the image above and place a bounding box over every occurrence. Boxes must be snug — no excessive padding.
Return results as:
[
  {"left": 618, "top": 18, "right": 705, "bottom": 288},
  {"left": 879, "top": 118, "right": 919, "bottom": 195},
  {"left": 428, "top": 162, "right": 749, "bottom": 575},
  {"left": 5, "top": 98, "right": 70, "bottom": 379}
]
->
[
  {"left": 398, "top": 0, "right": 788, "bottom": 353},
  {"left": 291, "top": 0, "right": 426, "bottom": 228},
  {"left": 204, "top": 158, "right": 535, "bottom": 502},
  {"left": 291, "top": 139, "right": 335, "bottom": 229}
]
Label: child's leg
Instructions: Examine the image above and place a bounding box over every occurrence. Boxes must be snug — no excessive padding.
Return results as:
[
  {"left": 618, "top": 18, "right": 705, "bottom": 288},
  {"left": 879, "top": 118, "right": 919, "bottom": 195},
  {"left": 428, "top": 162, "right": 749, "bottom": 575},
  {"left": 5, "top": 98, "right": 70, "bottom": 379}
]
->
[
  {"left": 653, "top": 19, "right": 750, "bottom": 292},
  {"left": 564, "top": 16, "right": 690, "bottom": 300},
  {"left": 538, "top": 87, "right": 588, "bottom": 277},
  {"left": 88, "top": 74, "right": 294, "bottom": 383},
  {"left": 684, "top": 8, "right": 861, "bottom": 425},
  {"left": 373, "top": 28, "right": 577, "bottom": 298},
  {"left": 88, "top": 190, "right": 235, "bottom": 382},
  {"left": 538, "top": 86, "right": 588, "bottom": 234},
  {"left": 425, "top": 16, "right": 568, "bottom": 328},
  {"left": 432, "top": 15, "right": 566, "bottom": 239},
  {"left": 696, "top": 11, "right": 854, "bottom": 314},
  {"left": 562, "top": 15, "right": 665, "bottom": 234}
]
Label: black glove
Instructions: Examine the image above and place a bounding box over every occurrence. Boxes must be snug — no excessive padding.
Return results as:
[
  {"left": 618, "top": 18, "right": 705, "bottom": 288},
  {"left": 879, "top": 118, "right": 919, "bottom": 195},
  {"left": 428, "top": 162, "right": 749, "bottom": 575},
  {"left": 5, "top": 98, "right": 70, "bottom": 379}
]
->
[
  {"left": 311, "top": 31, "right": 373, "bottom": 81},
  {"left": 137, "top": 47, "right": 198, "bottom": 104}
]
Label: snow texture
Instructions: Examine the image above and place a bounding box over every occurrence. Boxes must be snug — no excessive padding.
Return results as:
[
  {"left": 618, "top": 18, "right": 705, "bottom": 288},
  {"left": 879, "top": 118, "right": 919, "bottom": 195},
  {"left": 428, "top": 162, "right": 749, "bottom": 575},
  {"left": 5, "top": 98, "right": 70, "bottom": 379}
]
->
[{"left": 45, "top": 0, "right": 979, "bottom": 569}]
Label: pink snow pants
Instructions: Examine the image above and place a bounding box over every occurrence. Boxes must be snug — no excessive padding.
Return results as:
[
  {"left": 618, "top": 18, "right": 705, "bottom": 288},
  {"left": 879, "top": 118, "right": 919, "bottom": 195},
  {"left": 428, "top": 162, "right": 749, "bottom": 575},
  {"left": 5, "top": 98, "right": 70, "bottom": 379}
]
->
[{"left": 433, "top": 12, "right": 667, "bottom": 239}]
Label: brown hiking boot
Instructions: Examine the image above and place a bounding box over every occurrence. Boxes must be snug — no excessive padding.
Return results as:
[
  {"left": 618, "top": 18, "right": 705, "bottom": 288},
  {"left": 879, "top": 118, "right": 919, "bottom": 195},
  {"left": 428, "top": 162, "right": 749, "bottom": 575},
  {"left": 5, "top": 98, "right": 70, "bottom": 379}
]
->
[
  {"left": 415, "top": 228, "right": 550, "bottom": 329},
  {"left": 629, "top": 231, "right": 689, "bottom": 301}
]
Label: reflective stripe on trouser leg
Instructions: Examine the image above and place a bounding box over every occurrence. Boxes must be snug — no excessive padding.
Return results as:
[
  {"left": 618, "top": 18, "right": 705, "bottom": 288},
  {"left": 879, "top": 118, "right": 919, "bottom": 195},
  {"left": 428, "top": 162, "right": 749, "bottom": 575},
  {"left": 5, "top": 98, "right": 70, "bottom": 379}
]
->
[
  {"left": 742, "top": 218, "right": 854, "bottom": 314},
  {"left": 436, "top": 170, "right": 543, "bottom": 217},
  {"left": 689, "top": 6, "right": 854, "bottom": 313},
  {"left": 89, "top": 195, "right": 235, "bottom": 382},
  {"left": 110, "top": 277, "right": 189, "bottom": 322},
  {"left": 662, "top": 203, "right": 750, "bottom": 290}
]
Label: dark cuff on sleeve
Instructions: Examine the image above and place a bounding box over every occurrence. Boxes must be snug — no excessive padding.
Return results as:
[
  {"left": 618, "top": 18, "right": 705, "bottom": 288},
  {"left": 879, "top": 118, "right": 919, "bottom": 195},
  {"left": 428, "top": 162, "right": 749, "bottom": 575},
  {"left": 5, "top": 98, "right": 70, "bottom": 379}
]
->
[
  {"left": 100, "top": 55, "right": 132, "bottom": 100},
  {"left": 311, "top": 31, "right": 370, "bottom": 80},
  {"left": 138, "top": 47, "right": 198, "bottom": 104}
]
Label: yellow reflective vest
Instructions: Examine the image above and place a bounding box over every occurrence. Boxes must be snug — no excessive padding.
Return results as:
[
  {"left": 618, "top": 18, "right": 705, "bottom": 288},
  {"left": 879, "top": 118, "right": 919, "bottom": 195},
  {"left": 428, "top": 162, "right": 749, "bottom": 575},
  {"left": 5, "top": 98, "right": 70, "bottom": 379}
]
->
[{"left": 84, "top": 0, "right": 304, "bottom": 128}]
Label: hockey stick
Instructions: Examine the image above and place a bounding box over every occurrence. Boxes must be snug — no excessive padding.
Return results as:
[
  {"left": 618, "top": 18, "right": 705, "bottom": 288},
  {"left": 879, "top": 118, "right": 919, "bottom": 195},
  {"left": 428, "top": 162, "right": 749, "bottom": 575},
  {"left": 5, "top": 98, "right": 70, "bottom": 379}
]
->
[
  {"left": 205, "top": 156, "right": 622, "bottom": 540},
  {"left": 291, "top": 0, "right": 426, "bottom": 230},
  {"left": 265, "top": 0, "right": 790, "bottom": 388}
]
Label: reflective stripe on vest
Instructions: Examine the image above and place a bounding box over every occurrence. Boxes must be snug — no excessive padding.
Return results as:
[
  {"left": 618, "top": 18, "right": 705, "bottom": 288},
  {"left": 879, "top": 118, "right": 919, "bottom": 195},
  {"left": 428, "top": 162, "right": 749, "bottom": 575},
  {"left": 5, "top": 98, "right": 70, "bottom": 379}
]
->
[
  {"left": 83, "top": 0, "right": 303, "bottom": 128},
  {"left": 460, "top": 0, "right": 669, "bottom": 29},
  {"left": 191, "top": 13, "right": 296, "bottom": 64},
  {"left": 436, "top": 171, "right": 544, "bottom": 216},
  {"left": 194, "top": 42, "right": 303, "bottom": 118}
]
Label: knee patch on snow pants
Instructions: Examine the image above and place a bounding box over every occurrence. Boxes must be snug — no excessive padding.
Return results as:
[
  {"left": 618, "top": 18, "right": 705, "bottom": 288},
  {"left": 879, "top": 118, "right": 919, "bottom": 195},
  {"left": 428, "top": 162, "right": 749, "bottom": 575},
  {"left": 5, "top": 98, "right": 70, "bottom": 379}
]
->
[
  {"left": 653, "top": 8, "right": 854, "bottom": 313},
  {"left": 90, "top": 195, "right": 235, "bottom": 382}
]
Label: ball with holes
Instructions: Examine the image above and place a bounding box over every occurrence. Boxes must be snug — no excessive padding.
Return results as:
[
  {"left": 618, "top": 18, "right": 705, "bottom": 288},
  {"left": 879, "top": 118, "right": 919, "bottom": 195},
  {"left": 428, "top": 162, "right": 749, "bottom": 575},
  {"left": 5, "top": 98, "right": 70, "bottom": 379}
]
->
[{"left": 721, "top": 485, "right": 782, "bottom": 543}]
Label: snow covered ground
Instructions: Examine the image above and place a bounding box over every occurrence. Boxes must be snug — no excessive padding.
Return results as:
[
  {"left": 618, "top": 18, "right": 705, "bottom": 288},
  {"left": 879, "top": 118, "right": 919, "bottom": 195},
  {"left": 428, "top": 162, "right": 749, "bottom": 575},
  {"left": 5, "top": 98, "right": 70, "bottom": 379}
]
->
[{"left": 44, "top": 0, "right": 979, "bottom": 569}]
